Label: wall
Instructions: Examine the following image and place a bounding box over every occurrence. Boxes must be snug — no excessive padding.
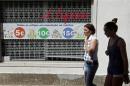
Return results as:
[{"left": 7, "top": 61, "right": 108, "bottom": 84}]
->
[
  {"left": 96, "top": 0, "right": 130, "bottom": 75},
  {"left": 0, "top": 23, "right": 3, "bottom": 62},
  {"left": 0, "top": 0, "right": 130, "bottom": 75}
]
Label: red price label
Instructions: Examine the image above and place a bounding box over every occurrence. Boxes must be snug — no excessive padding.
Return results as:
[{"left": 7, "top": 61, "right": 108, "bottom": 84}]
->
[{"left": 14, "top": 27, "right": 25, "bottom": 38}]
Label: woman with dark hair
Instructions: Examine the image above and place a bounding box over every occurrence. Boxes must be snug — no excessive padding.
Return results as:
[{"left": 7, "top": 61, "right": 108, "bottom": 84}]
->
[
  {"left": 104, "top": 18, "right": 129, "bottom": 86},
  {"left": 83, "top": 23, "right": 99, "bottom": 86}
]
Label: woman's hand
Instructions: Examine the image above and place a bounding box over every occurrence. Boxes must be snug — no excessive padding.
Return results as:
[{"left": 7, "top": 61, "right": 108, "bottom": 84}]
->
[
  {"left": 105, "top": 50, "right": 109, "bottom": 56},
  {"left": 84, "top": 40, "right": 91, "bottom": 51},
  {"left": 123, "top": 73, "right": 130, "bottom": 84},
  {"left": 86, "top": 59, "right": 93, "bottom": 64}
]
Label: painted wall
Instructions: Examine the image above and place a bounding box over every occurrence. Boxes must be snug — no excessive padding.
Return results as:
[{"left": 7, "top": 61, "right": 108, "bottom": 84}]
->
[{"left": 95, "top": 0, "right": 130, "bottom": 75}]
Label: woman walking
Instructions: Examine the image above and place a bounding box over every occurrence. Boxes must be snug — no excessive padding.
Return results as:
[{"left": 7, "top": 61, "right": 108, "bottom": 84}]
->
[
  {"left": 104, "top": 18, "right": 129, "bottom": 86},
  {"left": 83, "top": 23, "right": 99, "bottom": 86}
]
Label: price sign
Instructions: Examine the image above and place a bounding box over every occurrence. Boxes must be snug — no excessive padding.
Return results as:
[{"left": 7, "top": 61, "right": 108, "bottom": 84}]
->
[
  {"left": 63, "top": 27, "right": 74, "bottom": 39},
  {"left": 38, "top": 27, "right": 49, "bottom": 39},
  {"left": 14, "top": 27, "right": 25, "bottom": 38}
]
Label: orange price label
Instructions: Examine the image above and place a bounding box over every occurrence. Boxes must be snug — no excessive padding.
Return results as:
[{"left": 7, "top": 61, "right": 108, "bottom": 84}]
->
[{"left": 14, "top": 27, "right": 25, "bottom": 38}]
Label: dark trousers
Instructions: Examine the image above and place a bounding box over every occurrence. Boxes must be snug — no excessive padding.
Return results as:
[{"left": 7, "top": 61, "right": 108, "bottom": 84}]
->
[{"left": 84, "top": 61, "right": 98, "bottom": 86}]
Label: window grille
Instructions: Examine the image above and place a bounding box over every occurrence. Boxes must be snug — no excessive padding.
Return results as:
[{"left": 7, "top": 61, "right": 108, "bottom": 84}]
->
[
  {"left": 1, "top": 1, "right": 91, "bottom": 23},
  {"left": 4, "top": 39, "right": 84, "bottom": 61},
  {"left": 1, "top": 0, "right": 91, "bottom": 61}
]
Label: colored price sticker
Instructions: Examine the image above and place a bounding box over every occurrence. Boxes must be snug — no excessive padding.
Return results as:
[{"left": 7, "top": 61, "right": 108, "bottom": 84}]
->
[
  {"left": 38, "top": 27, "right": 49, "bottom": 39},
  {"left": 63, "top": 27, "right": 74, "bottom": 39},
  {"left": 14, "top": 27, "right": 25, "bottom": 38}
]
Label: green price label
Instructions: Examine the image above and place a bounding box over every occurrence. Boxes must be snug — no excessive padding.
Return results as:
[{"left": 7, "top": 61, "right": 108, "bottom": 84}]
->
[{"left": 38, "top": 27, "right": 49, "bottom": 39}]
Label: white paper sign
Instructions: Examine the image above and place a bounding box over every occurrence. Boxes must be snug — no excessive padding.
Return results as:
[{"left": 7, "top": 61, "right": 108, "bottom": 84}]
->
[{"left": 3, "top": 23, "right": 85, "bottom": 39}]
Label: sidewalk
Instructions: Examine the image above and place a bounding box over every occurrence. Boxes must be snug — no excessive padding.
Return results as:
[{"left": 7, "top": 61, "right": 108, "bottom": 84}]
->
[
  {"left": 0, "top": 61, "right": 85, "bottom": 86},
  {"left": 0, "top": 61, "right": 84, "bottom": 74},
  {"left": 0, "top": 61, "right": 129, "bottom": 86}
]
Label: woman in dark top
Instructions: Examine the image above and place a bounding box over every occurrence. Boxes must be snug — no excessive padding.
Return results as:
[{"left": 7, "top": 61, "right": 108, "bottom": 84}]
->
[{"left": 104, "top": 18, "right": 129, "bottom": 86}]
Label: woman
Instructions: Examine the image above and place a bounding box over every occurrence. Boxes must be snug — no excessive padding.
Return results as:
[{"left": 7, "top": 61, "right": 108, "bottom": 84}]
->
[
  {"left": 83, "top": 23, "right": 99, "bottom": 86},
  {"left": 104, "top": 18, "right": 129, "bottom": 86}
]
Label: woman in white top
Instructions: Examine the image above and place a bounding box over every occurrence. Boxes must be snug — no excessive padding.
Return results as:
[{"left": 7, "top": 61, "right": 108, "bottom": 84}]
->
[{"left": 83, "top": 23, "right": 98, "bottom": 86}]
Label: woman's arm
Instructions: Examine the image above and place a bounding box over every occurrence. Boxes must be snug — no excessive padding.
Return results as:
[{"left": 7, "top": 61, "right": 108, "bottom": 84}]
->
[
  {"left": 118, "top": 38, "right": 129, "bottom": 83},
  {"left": 87, "top": 39, "right": 98, "bottom": 57},
  {"left": 118, "top": 39, "right": 128, "bottom": 74}
]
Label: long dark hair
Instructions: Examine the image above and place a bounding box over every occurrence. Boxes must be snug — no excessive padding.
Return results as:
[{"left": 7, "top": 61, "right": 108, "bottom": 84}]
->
[{"left": 84, "top": 24, "right": 95, "bottom": 35}]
